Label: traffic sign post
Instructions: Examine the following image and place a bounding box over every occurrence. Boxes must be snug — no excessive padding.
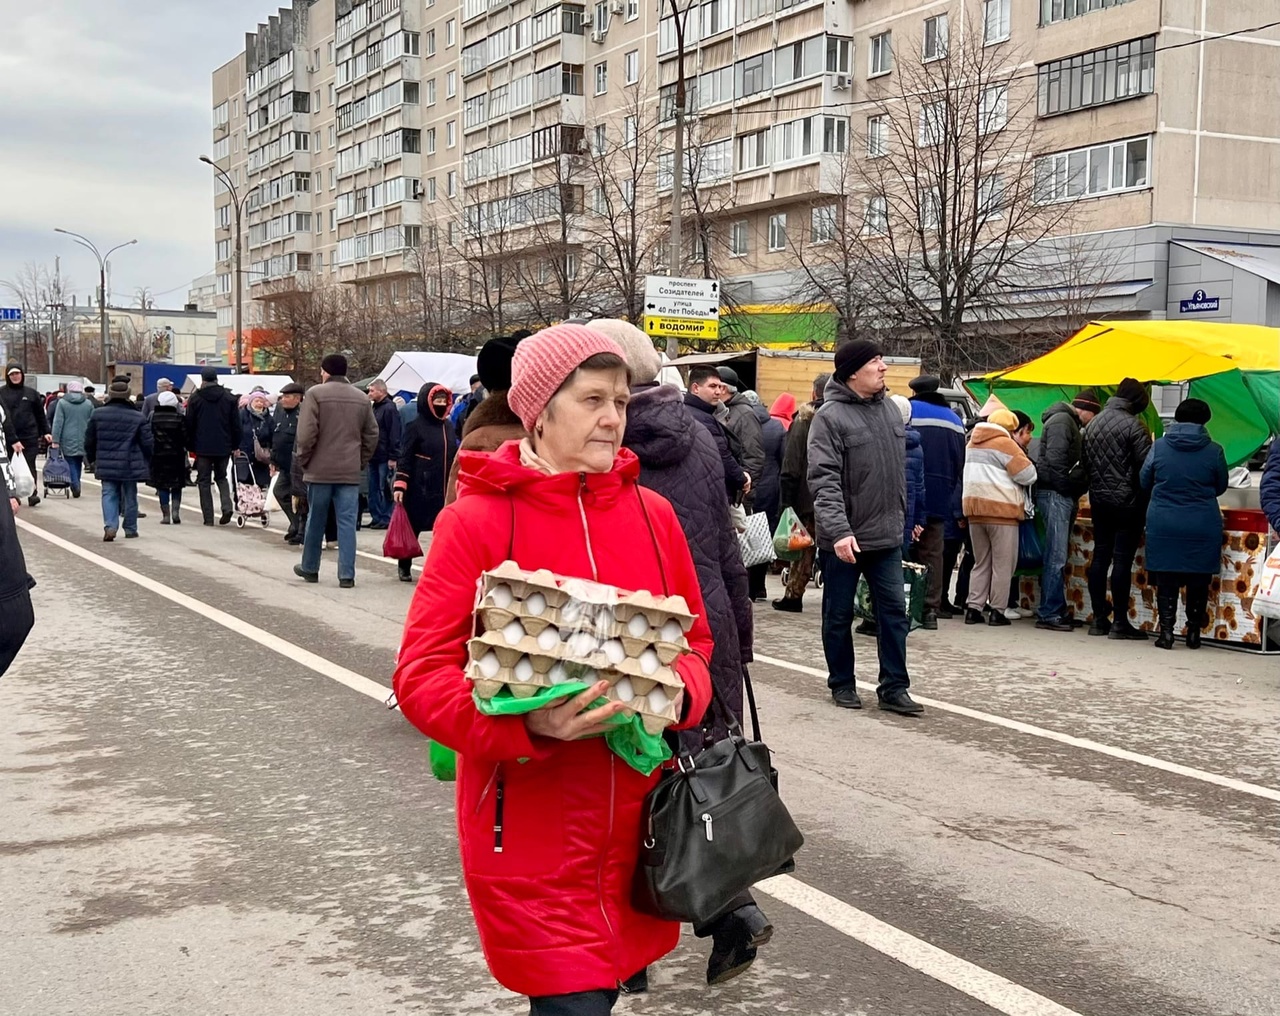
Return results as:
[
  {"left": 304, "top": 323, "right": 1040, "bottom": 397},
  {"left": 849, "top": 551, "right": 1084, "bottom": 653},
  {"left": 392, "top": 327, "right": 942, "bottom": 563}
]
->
[
  {"left": 643, "top": 275, "right": 720, "bottom": 342},
  {"left": 0, "top": 308, "right": 23, "bottom": 322}
]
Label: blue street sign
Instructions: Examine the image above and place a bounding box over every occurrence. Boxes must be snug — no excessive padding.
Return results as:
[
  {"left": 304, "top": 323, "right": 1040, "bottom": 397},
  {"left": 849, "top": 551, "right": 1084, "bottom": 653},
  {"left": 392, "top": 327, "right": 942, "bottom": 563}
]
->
[
  {"left": 0, "top": 308, "right": 22, "bottom": 322},
  {"left": 1179, "top": 289, "right": 1220, "bottom": 314}
]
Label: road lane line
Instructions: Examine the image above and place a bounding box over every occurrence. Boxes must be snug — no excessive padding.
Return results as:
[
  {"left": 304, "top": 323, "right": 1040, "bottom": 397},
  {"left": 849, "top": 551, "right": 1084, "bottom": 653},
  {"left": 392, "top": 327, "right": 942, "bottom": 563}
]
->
[
  {"left": 755, "top": 652, "right": 1280, "bottom": 805},
  {"left": 21, "top": 517, "right": 1093, "bottom": 1016},
  {"left": 17, "top": 519, "right": 390, "bottom": 704},
  {"left": 755, "top": 875, "right": 1084, "bottom": 1016}
]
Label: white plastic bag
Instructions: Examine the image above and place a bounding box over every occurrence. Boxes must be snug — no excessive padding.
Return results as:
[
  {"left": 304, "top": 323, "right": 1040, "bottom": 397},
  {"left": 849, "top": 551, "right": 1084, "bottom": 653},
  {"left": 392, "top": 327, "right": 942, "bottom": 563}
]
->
[
  {"left": 738, "top": 511, "right": 777, "bottom": 568},
  {"left": 7, "top": 453, "right": 35, "bottom": 500},
  {"left": 1250, "top": 544, "right": 1280, "bottom": 620}
]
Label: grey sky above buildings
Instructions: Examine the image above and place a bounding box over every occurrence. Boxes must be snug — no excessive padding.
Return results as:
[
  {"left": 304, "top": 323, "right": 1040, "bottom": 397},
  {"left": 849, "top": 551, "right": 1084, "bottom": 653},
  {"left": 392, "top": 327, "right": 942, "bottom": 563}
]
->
[{"left": 0, "top": 0, "right": 268, "bottom": 308}]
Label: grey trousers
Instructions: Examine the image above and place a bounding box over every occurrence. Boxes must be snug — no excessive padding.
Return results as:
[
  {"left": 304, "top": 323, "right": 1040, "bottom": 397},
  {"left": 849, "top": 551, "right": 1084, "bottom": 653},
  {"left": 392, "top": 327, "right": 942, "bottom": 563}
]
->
[{"left": 967, "top": 523, "right": 1020, "bottom": 612}]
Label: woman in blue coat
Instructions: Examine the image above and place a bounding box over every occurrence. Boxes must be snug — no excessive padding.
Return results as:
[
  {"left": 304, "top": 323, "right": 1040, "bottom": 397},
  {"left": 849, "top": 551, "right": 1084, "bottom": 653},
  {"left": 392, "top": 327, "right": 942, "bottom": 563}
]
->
[{"left": 1140, "top": 398, "right": 1228, "bottom": 650}]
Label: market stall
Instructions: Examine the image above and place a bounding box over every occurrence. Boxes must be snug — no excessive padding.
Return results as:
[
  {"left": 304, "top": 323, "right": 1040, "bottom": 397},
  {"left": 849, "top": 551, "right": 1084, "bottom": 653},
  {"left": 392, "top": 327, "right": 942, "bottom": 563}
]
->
[{"left": 970, "top": 321, "right": 1279, "bottom": 651}]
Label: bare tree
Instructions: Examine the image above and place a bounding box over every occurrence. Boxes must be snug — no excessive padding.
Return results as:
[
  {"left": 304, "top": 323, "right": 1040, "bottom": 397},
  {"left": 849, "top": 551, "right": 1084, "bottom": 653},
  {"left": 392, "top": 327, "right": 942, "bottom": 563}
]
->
[
  {"left": 134, "top": 287, "right": 156, "bottom": 310},
  {"left": 793, "top": 18, "right": 1095, "bottom": 374},
  {"left": 256, "top": 285, "right": 352, "bottom": 379},
  {"left": 2, "top": 261, "right": 79, "bottom": 373}
]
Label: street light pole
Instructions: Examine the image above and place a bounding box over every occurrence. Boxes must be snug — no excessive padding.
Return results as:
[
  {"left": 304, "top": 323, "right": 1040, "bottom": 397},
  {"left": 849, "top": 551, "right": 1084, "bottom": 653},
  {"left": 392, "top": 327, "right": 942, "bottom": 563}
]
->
[
  {"left": 53, "top": 229, "right": 137, "bottom": 384},
  {"left": 201, "top": 156, "right": 247, "bottom": 373}
]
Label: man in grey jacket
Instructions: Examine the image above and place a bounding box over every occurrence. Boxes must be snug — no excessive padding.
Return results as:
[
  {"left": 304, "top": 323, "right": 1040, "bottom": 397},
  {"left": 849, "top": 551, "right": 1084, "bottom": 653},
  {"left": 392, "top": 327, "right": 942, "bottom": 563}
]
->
[{"left": 808, "top": 340, "right": 922, "bottom": 716}]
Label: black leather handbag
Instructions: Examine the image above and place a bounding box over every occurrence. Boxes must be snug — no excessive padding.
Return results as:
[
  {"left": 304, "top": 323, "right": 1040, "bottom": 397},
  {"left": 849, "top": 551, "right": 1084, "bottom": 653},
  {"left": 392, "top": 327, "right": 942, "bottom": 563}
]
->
[{"left": 633, "top": 675, "right": 804, "bottom": 925}]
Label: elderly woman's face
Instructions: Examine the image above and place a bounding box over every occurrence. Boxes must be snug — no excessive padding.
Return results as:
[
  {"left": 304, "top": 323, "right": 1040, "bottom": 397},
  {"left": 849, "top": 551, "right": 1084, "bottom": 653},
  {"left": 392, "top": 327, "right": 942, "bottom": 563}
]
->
[
  {"left": 251, "top": 396, "right": 269, "bottom": 411},
  {"left": 536, "top": 368, "right": 630, "bottom": 474}
]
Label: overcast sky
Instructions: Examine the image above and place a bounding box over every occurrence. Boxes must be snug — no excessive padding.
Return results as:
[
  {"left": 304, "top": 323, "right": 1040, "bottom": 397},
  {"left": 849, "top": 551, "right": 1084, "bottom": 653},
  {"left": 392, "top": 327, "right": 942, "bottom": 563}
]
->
[{"left": 0, "top": 0, "right": 270, "bottom": 310}]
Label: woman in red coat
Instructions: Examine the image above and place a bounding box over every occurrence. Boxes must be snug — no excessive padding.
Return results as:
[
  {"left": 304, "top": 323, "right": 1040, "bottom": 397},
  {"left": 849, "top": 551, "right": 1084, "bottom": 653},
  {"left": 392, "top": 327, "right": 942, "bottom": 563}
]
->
[{"left": 393, "top": 324, "right": 714, "bottom": 1015}]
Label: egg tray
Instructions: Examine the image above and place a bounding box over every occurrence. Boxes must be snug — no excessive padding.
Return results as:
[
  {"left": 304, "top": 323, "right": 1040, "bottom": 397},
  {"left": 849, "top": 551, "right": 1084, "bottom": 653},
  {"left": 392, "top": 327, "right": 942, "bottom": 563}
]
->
[{"left": 475, "top": 616, "right": 689, "bottom": 672}]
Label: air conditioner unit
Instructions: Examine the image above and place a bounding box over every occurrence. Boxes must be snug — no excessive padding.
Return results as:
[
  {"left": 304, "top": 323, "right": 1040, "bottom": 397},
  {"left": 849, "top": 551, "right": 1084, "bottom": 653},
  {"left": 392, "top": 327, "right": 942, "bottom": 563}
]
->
[
  {"left": 590, "top": 28, "right": 606, "bottom": 43},
  {"left": 834, "top": 74, "right": 851, "bottom": 90},
  {"left": 306, "top": 64, "right": 318, "bottom": 73},
  {"left": 610, "top": 0, "right": 624, "bottom": 12},
  {"left": 370, "top": 157, "right": 384, "bottom": 168},
  {"left": 582, "top": 13, "right": 594, "bottom": 26}
]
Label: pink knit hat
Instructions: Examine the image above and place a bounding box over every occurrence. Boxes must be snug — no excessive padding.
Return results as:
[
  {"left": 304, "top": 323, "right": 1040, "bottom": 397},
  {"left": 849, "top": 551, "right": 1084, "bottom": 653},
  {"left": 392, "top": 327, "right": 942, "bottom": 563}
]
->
[{"left": 508, "top": 323, "right": 627, "bottom": 430}]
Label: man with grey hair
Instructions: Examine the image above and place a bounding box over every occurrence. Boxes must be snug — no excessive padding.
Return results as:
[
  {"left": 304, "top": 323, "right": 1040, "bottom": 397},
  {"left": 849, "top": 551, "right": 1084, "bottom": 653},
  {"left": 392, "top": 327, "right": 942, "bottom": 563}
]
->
[
  {"left": 142, "top": 377, "right": 181, "bottom": 422},
  {"left": 366, "top": 378, "right": 402, "bottom": 530}
]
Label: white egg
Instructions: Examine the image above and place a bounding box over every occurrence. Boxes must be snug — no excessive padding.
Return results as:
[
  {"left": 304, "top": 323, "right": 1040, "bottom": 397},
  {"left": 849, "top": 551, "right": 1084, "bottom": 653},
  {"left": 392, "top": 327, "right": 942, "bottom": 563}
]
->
[
  {"left": 639, "top": 649, "right": 660, "bottom": 676},
  {"left": 561, "top": 600, "right": 582, "bottom": 623},
  {"left": 602, "top": 639, "right": 626, "bottom": 665},
  {"left": 659, "top": 619, "right": 683, "bottom": 642},
  {"left": 478, "top": 652, "right": 501, "bottom": 679},
  {"left": 549, "top": 663, "right": 570, "bottom": 685},
  {"left": 525, "top": 592, "right": 547, "bottom": 616},
  {"left": 614, "top": 677, "right": 636, "bottom": 703},
  {"left": 627, "top": 613, "right": 650, "bottom": 638},
  {"left": 536, "top": 627, "right": 560, "bottom": 652},
  {"left": 502, "top": 620, "right": 525, "bottom": 646},
  {"left": 647, "top": 686, "right": 670, "bottom": 711},
  {"left": 580, "top": 668, "right": 598, "bottom": 683},
  {"left": 490, "top": 584, "right": 513, "bottom": 608},
  {"left": 568, "top": 632, "right": 598, "bottom": 658},
  {"left": 514, "top": 657, "right": 534, "bottom": 683}
]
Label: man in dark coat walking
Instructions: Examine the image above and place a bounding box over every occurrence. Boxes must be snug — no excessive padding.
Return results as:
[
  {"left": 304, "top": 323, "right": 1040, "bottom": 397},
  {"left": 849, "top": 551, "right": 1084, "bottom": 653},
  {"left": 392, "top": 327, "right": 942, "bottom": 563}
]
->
[
  {"left": 259, "top": 382, "right": 305, "bottom": 543},
  {"left": 774, "top": 374, "right": 827, "bottom": 613},
  {"left": 184, "top": 367, "right": 243, "bottom": 526},
  {"left": 366, "top": 379, "right": 403, "bottom": 530},
  {"left": 1082, "top": 378, "right": 1153, "bottom": 639},
  {"left": 2, "top": 365, "right": 52, "bottom": 508},
  {"left": 683, "top": 365, "right": 745, "bottom": 502},
  {"left": 0, "top": 403, "right": 36, "bottom": 677},
  {"left": 85, "top": 377, "right": 153, "bottom": 541},
  {"left": 906, "top": 375, "right": 965, "bottom": 627},
  {"left": 808, "top": 341, "right": 922, "bottom": 716}
]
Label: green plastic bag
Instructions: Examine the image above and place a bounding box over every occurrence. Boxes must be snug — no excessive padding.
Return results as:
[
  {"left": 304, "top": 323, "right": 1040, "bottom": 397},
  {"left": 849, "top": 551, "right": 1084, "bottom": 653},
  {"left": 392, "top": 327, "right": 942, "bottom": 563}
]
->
[
  {"left": 852, "top": 562, "right": 927, "bottom": 632},
  {"left": 773, "top": 507, "right": 814, "bottom": 562},
  {"left": 473, "top": 682, "right": 672, "bottom": 777},
  {"left": 429, "top": 740, "right": 458, "bottom": 781}
]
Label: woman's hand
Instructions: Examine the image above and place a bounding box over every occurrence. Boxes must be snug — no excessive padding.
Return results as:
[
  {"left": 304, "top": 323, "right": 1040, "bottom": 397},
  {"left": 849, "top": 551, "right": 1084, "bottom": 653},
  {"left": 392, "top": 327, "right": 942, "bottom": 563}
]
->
[
  {"left": 393, "top": 490, "right": 404, "bottom": 504},
  {"left": 525, "top": 681, "right": 627, "bottom": 741}
]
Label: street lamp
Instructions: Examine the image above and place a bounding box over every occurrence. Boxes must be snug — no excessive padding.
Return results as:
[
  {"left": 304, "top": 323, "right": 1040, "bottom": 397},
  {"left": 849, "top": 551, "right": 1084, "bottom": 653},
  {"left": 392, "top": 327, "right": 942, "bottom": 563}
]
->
[
  {"left": 53, "top": 229, "right": 137, "bottom": 384},
  {"left": 200, "top": 155, "right": 249, "bottom": 374}
]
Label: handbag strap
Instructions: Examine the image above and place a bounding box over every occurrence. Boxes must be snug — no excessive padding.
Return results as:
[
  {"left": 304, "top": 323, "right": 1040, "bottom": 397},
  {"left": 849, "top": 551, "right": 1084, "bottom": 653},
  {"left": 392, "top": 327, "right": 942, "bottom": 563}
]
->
[{"left": 742, "top": 665, "right": 762, "bottom": 744}]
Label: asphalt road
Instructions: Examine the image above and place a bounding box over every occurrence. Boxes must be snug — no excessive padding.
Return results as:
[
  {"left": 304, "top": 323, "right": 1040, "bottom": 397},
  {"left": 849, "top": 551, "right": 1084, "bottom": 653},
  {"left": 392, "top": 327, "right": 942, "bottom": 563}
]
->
[{"left": 3, "top": 485, "right": 1278, "bottom": 1016}]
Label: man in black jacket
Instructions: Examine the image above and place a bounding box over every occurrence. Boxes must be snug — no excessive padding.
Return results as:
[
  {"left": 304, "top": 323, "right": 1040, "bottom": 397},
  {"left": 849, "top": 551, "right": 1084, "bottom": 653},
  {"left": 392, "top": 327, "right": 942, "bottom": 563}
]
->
[
  {"left": 1082, "top": 378, "right": 1153, "bottom": 639},
  {"left": 261, "top": 382, "right": 305, "bottom": 543},
  {"left": 1035, "top": 389, "right": 1099, "bottom": 631},
  {"left": 366, "top": 379, "right": 403, "bottom": 530},
  {"left": 683, "top": 366, "right": 746, "bottom": 502},
  {"left": 0, "top": 403, "right": 35, "bottom": 677},
  {"left": 2, "top": 365, "right": 52, "bottom": 507},
  {"left": 184, "top": 367, "right": 243, "bottom": 526}
]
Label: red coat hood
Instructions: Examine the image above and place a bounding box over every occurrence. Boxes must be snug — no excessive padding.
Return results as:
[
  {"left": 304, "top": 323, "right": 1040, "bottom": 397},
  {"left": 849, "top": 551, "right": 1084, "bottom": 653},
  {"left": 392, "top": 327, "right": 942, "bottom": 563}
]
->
[{"left": 455, "top": 438, "right": 642, "bottom": 501}]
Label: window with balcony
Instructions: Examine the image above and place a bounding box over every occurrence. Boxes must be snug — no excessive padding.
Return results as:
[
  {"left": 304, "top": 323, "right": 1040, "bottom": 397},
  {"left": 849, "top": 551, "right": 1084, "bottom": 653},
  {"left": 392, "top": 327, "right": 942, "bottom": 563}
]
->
[
  {"left": 738, "top": 129, "right": 769, "bottom": 170},
  {"left": 213, "top": 101, "right": 229, "bottom": 127},
  {"left": 869, "top": 32, "right": 892, "bottom": 77},
  {"left": 1041, "top": 0, "right": 1130, "bottom": 24},
  {"left": 864, "top": 195, "right": 888, "bottom": 235},
  {"left": 625, "top": 50, "right": 639, "bottom": 84},
  {"left": 702, "top": 0, "right": 733, "bottom": 37},
  {"left": 736, "top": 0, "right": 770, "bottom": 25},
  {"left": 826, "top": 37, "right": 852, "bottom": 74},
  {"left": 983, "top": 0, "right": 1011, "bottom": 43},
  {"left": 923, "top": 15, "right": 948, "bottom": 61},
  {"left": 767, "top": 213, "right": 787, "bottom": 251},
  {"left": 730, "top": 219, "right": 749, "bottom": 256},
  {"left": 1034, "top": 135, "right": 1150, "bottom": 203},
  {"left": 866, "top": 114, "right": 888, "bottom": 157},
  {"left": 595, "top": 61, "right": 608, "bottom": 93},
  {"left": 1038, "top": 36, "right": 1154, "bottom": 116},
  {"left": 737, "top": 52, "right": 772, "bottom": 97},
  {"left": 563, "top": 64, "right": 584, "bottom": 95},
  {"left": 403, "top": 31, "right": 421, "bottom": 55}
]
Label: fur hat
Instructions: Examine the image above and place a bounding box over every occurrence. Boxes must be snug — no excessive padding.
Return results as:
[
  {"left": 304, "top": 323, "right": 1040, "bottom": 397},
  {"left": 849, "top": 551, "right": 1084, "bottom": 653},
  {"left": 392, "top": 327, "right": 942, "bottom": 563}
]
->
[
  {"left": 1174, "top": 398, "right": 1212, "bottom": 425},
  {"left": 889, "top": 393, "right": 912, "bottom": 424},
  {"left": 587, "top": 319, "right": 662, "bottom": 386}
]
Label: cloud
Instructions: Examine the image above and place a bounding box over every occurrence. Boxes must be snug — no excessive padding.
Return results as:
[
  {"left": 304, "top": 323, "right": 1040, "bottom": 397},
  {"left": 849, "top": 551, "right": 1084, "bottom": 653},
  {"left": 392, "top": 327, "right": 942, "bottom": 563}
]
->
[{"left": 0, "top": 0, "right": 269, "bottom": 305}]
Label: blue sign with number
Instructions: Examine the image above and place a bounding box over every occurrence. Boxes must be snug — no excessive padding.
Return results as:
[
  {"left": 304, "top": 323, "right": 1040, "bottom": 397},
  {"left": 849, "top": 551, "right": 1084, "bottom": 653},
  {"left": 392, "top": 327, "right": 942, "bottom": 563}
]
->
[
  {"left": 0, "top": 308, "right": 22, "bottom": 322},
  {"left": 1179, "top": 289, "right": 1220, "bottom": 314}
]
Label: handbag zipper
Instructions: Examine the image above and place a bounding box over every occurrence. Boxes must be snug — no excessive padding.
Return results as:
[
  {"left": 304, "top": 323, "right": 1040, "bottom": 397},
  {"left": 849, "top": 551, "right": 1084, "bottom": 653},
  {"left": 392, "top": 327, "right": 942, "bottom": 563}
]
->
[
  {"left": 702, "top": 812, "right": 714, "bottom": 842},
  {"left": 493, "top": 773, "right": 505, "bottom": 853}
]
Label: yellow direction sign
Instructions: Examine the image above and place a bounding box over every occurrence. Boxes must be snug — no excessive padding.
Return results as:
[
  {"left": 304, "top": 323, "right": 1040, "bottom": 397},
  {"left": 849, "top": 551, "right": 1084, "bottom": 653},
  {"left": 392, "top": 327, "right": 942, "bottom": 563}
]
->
[{"left": 644, "top": 315, "right": 719, "bottom": 340}]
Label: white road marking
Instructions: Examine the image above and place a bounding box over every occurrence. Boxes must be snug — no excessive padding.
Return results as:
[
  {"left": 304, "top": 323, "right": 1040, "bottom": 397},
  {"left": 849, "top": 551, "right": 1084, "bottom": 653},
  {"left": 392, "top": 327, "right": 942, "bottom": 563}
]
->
[
  {"left": 20, "top": 517, "right": 1088, "bottom": 1016},
  {"left": 755, "top": 875, "right": 1085, "bottom": 1016},
  {"left": 17, "top": 519, "right": 390, "bottom": 705},
  {"left": 76, "top": 476, "right": 421, "bottom": 572},
  {"left": 754, "top": 652, "right": 1280, "bottom": 805}
]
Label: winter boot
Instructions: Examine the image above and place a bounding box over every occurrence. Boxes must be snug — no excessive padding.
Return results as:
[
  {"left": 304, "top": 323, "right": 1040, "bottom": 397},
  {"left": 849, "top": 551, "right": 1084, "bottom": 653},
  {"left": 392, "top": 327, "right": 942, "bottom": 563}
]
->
[
  {"left": 171, "top": 493, "right": 182, "bottom": 525},
  {"left": 160, "top": 506, "right": 172, "bottom": 525},
  {"left": 1185, "top": 581, "right": 1209, "bottom": 649},
  {"left": 1154, "top": 583, "right": 1176, "bottom": 650}
]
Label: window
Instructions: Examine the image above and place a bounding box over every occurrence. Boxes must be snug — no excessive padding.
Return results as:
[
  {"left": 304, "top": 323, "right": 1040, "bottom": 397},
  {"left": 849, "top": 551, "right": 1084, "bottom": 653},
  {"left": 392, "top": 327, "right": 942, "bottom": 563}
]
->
[
  {"left": 622, "top": 179, "right": 635, "bottom": 208},
  {"left": 447, "top": 70, "right": 457, "bottom": 97},
  {"left": 923, "top": 15, "right": 948, "bottom": 61},
  {"left": 702, "top": 0, "right": 732, "bottom": 37},
  {"left": 864, "top": 195, "right": 888, "bottom": 235},
  {"left": 595, "top": 1, "right": 610, "bottom": 32},
  {"left": 811, "top": 205, "right": 837, "bottom": 244},
  {"left": 446, "top": 19, "right": 456, "bottom": 46},
  {"left": 627, "top": 0, "right": 639, "bottom": 19},
  {"left": 767, "top": 213, "right": 787, "bottom": 251},
  {"left": 624, "top": 114, "right": 637, "bottom": 147},
  {"left": 983, "top": 0, "right": 1010, "bottom": 43},
  {"left": 1038, "top": 36, "right": 1155, "bottom": 116},
  {"left": 625, "top": 50, "right": 639, "bottom": 84},
  {"left": 866, "top": 114, "right": 888, "bottom": 157},
  {"left": 427, "top": 177, "right": 437, "bottom": 201},
  {"left": 427, "top": 29, "right": 436, "bottom": 55},
  {"left": 447, "top": 120, "right": 456, "bottom": 148},
  {"left": 427, "top": 127, "right": 437, "bottom": 153},
  {"left": 447, "top": 170, "right": 458, "bottom": 196},
  {"left": 1041, "top": 0, "right": 1130, "bottom": 25},
  {"left": 869, "top": 32, "right": 892, "bottom": 76},
  {"left": 329, "top": 167, "right": 336, "bottom": 190},
  {"left": 919, "top": 188, "right": 940, "bottom": 231},
  {"left": 427, "top": 78, "right": 437, "bottom": 105},
  {"left": 405, "top": 81, "right": 421, "bottom": 104},
  {"left": 979, "top": 174, "right": 1006, "bottom": 221},
  {"left": 329, "top": 84, "right": 335, "bottom": 105},
  {"left": 730, "top": 220, "right": 749, "bottom": 256},
  {"left": 329, "top": 125, "right": 336, "bottom": 148},
  {"left": 980, "top": 85, "right": 1008, "bottom": 133},
  {"left": 918, "top": 101, "right": 945, "bottom": 147},
  {"left": 1034, "top": 135, "right": 1150, "bottom": 203},
  {"left": 826, "top": 37, "right": 852, "bottom": 74},
  {"left": 595, "top": 61, "right": 608, "bottom": 94},
  {"left": 593, "top": 124, "right": 607, "bottom": 154},
  {"left": 738, "top": 128, "right": 769, "bottom": 170},
  {"left": 591, "top": 186, "right": 607, "bottom": 215},
  {"left": 563, "top": 63, "right": 584, "bottom": 96}
]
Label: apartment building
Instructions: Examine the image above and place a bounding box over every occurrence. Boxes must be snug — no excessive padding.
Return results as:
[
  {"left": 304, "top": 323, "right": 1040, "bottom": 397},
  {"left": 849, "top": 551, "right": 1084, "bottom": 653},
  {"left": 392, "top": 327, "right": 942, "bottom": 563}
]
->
[{"left": 210, "top": 0, "right": 1280, "bottom": 350}]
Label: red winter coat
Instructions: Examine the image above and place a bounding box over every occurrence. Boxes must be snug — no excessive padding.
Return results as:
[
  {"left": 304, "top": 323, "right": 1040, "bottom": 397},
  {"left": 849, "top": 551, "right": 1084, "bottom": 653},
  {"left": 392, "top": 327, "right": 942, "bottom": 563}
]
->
[{"left": 393, "top": 440, "right": 714, "bottom": 998}]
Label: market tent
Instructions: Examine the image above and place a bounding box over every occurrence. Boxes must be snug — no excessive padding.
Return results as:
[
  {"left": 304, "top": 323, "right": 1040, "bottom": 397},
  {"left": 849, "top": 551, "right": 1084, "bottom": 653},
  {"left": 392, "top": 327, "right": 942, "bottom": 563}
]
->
[
  {"left": 374, "top": 352, "right": 478, "bottom": 401},
  {"left": 967, "top": 321, "right": 1280, "bottom": 466},
  {"left": 180, "top": 373, "right": 295, "bottom": 396}
]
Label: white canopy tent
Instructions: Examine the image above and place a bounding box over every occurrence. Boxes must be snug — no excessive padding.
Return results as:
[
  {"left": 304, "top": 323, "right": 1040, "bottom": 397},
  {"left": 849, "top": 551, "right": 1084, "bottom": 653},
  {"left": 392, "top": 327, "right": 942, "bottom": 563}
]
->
[
  {"left": 180, "top": 373, "right": 295, "bottom": 397},
  {"left": 375, "top": 352, "right": 478, "bottom": 399}
]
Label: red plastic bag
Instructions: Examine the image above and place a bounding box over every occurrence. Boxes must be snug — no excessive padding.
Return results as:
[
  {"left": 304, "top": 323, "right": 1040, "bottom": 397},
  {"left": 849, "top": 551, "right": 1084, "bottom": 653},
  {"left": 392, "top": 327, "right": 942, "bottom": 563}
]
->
[{"left": 382, "top": 503, "right": 423, "bottom": 559}]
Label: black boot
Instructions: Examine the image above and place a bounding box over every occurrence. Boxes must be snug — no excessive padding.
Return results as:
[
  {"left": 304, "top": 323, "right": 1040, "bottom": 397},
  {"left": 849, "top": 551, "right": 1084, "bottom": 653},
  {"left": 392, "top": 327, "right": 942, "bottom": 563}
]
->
[
  {"left": 398, "top": 560, "right": 414, "bottom": 582},
  {"left": 706, "top": 904, "right": 772, "bottom": 985},
  {"left": 171, "top": 493, "right": 182, "bottom": 525},
  {"left": 160, "top": 506, "right": 172, "bottom": 525},
  {"left": 1154, "top": 582, "right": 1176, "bottom": 650}
]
